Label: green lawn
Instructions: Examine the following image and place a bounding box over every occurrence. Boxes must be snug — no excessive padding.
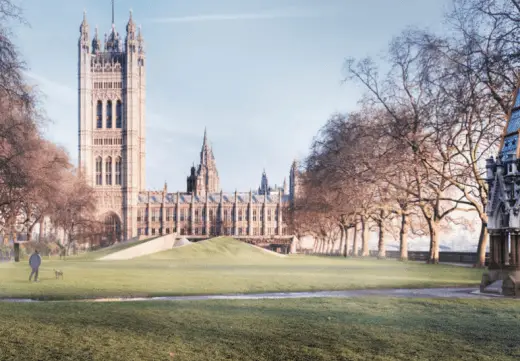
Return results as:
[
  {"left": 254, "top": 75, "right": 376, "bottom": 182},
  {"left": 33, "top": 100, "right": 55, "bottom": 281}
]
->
[
  {"left": 0, "top": 238, "right": 483, "bottom": 301},
  {"left": 1, "top": 297, "right": 519, "bottom": 360}
]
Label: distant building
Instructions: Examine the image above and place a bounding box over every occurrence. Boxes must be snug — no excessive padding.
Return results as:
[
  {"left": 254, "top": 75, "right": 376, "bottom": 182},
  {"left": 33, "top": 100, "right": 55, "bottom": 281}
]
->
[{"left": 77, "top": 8, "right": 300, "bottom": 241}]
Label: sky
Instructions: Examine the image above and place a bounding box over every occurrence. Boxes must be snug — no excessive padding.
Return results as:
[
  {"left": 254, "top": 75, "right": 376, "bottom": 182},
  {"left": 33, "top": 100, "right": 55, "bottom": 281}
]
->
[{"left": 13, "top": 0, "right": 451, "bottom": 193}]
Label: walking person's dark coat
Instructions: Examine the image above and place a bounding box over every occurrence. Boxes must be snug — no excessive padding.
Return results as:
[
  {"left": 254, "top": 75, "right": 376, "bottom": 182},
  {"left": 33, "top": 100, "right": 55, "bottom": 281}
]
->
[{"left": 29, "top": 250, "right": 41, "bottom": 282}]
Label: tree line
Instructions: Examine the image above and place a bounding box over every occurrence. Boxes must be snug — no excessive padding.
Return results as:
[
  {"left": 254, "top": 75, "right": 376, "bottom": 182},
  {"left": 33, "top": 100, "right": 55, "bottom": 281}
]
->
[
  {"left": 291, "top": 0, "right": 520, "bottom": 266},
  {"left": 0, "top": 0, "right": 101, "bottom": 254}
]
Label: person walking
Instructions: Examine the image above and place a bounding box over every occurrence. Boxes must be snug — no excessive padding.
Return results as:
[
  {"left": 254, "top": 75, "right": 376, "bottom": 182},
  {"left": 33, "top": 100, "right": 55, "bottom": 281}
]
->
[{"left": 29, "top": 250, "right": 41, "bottom": 282}]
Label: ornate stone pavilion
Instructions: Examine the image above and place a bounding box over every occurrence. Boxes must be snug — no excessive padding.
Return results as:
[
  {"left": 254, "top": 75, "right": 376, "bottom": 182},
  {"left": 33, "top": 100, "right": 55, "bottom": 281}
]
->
[
  {"left": 77, "top": 8, "right": 301, "bottom": 243},
  {"left": 483, "top": 87, "right": 520, "bottom": 296}
]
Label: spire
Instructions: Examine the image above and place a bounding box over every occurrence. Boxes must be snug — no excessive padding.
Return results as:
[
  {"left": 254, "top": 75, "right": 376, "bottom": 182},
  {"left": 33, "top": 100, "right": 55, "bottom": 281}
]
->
[
  {"left": 126, "top": 8, "right": 136, "bottom": 35},
  {"left": 92, "top": 26, "right": 100, "bottom": 53},
  {"left": 200, "top": 127, "right": 210, "bottom": 165},
  {"left": 137, "top": 24, "right": 143, "bottom": 41},
  {"left": 80, "top": 9, "right": 89, "bottom": 33},
  {"left": 259, "top": 170, "right": 269, "bottom": 195},
  {"left": 79, "top": 10, "right": 90, "bottom": 51},
  {"left": 112, "top": 0, "right": 115, "bottom": 25}
]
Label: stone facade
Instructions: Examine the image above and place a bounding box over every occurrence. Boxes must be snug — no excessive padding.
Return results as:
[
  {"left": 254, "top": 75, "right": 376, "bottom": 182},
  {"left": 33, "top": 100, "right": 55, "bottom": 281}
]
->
[
  {"left": 484, "top": 84, "right": 520, "bottom": 296},
  {"left": 78, "top": 9, "right": 299, "bottom": 241},
  {"left": 78, "top": 10, "right": 145, "bottom": 242}
]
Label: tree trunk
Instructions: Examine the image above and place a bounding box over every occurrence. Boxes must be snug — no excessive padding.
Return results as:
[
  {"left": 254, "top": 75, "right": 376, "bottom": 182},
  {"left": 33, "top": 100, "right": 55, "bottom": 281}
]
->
[
  {"left": 399, "top": 213, "right": 409, "bottom": 261},
  {"left": 26, "top": 223, "right": 36, "bottom": 243},
  {"left": 427, "top": 219, "right": 440, "bottom": 264},
  {"left": 339, "top": 225, "right": 345, "bottom": 256},
  {"left": 361, "top": 216, "right": 369, "bottom": 257},
  {"left": 313, "top": 238, "right": 319, "bottom": 253},
  {"left": 39, "top": 219, "right": 44, "bottom": 242},
  {"left": 343, "top": 226, "right": 349, "bottom": 257},
  {"left": 14, "top": 243, "right": 20, "bottom": 262},
  {"left": 475, "top": 221, "right": 488, "bottom": 268},
  {"left": 352, "top": 222, "right": 358, "bottom": 257},
  {"left": 377, "top": 217, "right": 385, "bottom": 259}
]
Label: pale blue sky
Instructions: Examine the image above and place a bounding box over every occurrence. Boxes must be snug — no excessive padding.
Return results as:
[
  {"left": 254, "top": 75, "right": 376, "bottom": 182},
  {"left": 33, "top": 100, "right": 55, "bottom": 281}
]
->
[{"left": 14, "top": 0, "right": 450, "bottom": 192}]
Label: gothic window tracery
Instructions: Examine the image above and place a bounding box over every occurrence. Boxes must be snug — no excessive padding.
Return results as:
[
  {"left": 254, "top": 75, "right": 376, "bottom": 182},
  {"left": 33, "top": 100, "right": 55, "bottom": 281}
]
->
[
  {"left": 115, "top": 157, "right": 122, "bottom": 185},
  {"left": 96, "top": 101, "right": 102, "bottom": 128},
  {"left": 96, "top": 157, "right": 102, "bottom": 185},
  {"left": 105, "top": 157, "right": 112, "bottom": 185},
  {"left": 106, "top": 100, "right": 113, "bottom": 128},
  {"left": 116, "top": 100, "right": 122, "bottom": 128}
]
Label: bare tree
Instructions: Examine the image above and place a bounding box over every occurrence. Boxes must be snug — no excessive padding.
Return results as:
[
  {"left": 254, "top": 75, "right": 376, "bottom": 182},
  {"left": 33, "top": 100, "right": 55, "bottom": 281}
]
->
[{"left": 51, "top": 172, "right": 98, "bottom": 256}]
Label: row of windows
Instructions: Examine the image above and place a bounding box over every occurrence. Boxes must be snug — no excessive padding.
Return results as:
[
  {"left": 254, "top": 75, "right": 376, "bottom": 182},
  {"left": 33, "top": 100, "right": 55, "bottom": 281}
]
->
[
  {"left": 137, "top": 208, "right": 279, "bottom": 222},
  {"left": 140, "top": 227, "right": 284, "bottom": 237},
  {"left": 95, "top": 156, "right": 122, "bottom": 186},
  {"left": 94, "top": 138, "right": 123, "bottom": 146},
  {"left": 94, "top": 81, "right": 122, "bottom": 89},
  {"left": 96, "top": 100, "right": 122, "bottom": 129}
]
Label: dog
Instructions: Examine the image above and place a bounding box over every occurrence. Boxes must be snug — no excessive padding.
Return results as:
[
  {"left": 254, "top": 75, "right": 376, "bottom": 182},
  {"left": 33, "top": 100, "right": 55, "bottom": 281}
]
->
[{"left": 54, "top": 269, "right": 64, "bottom": 279}]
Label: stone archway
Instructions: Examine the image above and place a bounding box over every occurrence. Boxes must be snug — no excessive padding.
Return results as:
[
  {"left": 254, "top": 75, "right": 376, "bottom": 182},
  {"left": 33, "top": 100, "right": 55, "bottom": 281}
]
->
[{"left": 103, "top": 212, "right": 122, "bottom": 245}]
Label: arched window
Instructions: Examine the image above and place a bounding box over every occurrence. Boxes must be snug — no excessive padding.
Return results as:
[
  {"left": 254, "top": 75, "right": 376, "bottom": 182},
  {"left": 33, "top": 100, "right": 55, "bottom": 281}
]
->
[
  {"left": 96, "top": 101, "right": 102, "bottom": 128},
  {"left": 106, "top": 101, "right": 112, "bottom": 128},
  {"left": 116, "top": 100, "right": 122, "bottom": 128},
  {"left": 238, "top": 209, "right": 243, "bottom": 221},
  {"left": 115, "top": 157, "right": 122, "bottom": 185},
  {"left": 105, "top": 157, "right": 112, "bottom": 185},
  {"left": 95, "top": 157, "right": 102, "bottom": 185},
  {"left": 104, "top": 213, "right": 122, "bottom": 245}
]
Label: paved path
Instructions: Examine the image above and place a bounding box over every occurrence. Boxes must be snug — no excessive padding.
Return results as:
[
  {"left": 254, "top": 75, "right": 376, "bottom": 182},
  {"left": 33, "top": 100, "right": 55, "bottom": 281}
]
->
[{"left": 0, "top": 287, "right": 513, "bottom": 303}]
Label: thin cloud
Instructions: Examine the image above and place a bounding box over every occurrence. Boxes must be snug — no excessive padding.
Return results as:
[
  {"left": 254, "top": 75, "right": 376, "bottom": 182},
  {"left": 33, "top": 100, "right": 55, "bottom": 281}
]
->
[
  {"left": 24, "top": 71, "right": 76, "bottom": 102},
  {"left": 150, "top": 9, "right": 321, "bottom": 24}
]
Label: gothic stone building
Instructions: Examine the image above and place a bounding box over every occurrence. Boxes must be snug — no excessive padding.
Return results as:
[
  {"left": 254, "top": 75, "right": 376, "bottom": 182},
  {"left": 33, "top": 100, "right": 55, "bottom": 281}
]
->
[
  {"left": 483, "top": 83, "right": 520, "bottom": 296},
  {"left": 77, "top": 10, "right": 300, "bottom": 242}
]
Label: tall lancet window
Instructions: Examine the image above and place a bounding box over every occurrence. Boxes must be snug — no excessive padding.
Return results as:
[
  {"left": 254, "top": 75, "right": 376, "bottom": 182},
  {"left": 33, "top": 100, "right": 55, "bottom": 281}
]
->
[
  {"left": 106, "top": 100, "right": 113, "bottom": 128},
  {"left": 96, "top": 101, "right": 102, "bottom": 128},
  {"left": 95, "top": 157, "right": 102, "bottom": 185},
  {"left": 115, "top": 157, "right": 122, "bottom": 185},
  {"left": 105, "top": 157, "right": 112, "bottom": 185},
  {"left": 116, "top": 100, "right": 122, "bottom": 128}
]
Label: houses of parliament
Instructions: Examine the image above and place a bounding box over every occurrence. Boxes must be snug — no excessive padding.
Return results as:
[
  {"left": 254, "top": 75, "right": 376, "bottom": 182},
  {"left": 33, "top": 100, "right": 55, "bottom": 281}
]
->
[{"left": 77, "top": 9, "right": 301, "bottom": 242}]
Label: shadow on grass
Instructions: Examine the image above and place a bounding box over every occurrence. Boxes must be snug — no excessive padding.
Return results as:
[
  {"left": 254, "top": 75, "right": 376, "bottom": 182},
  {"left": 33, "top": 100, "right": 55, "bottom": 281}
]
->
[{"left": 2, "top": 298, "right": 520, "bottom": 360}]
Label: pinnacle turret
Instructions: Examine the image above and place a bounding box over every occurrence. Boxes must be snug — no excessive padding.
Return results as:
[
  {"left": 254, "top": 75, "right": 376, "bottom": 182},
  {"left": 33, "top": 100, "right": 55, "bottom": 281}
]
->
[
  {"left": 92, "top": 26, "right": 100, "bottom": 53},
  {"left": 80, "top": 10, "right": 89, "bottom": 33},
  {"left": 126, "top": 9, "right": 137, "bottom": 43}
]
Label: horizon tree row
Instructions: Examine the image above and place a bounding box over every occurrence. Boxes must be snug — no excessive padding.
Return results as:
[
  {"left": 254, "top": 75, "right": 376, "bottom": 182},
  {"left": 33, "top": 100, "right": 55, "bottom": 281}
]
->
[{"left": 292, "top": 0, "right": 520, "bottom": 266}]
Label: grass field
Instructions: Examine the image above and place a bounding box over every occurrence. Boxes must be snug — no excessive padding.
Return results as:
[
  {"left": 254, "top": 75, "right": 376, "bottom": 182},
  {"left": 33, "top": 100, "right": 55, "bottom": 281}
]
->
[
  {"left": 1, "top": 297, "right": 519, "bottom": 361},
  {"left": 0, "top": 237, "right": 483, "bottom": 300}
]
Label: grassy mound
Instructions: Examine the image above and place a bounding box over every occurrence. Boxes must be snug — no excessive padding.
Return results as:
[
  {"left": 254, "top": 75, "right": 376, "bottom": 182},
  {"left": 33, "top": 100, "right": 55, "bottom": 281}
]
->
[
  {"left": 72, "top": 237, "right": 159, "bottom": 261},
  {"left": 142, "top": 237, "right": 281, "bottom": 262}
]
